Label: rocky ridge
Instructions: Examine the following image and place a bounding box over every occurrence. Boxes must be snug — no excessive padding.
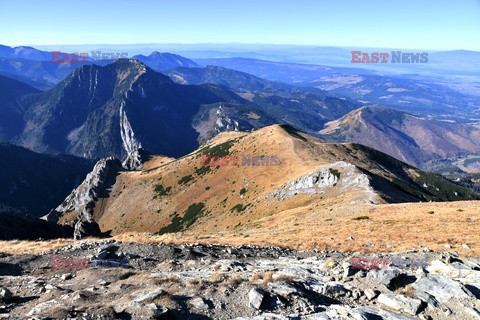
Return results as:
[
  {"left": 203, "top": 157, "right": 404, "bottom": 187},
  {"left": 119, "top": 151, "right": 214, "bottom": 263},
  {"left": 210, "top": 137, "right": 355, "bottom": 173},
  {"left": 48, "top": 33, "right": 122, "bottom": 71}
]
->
[{"left": 44, "top": 158, "right": 124, "bottom": 239}]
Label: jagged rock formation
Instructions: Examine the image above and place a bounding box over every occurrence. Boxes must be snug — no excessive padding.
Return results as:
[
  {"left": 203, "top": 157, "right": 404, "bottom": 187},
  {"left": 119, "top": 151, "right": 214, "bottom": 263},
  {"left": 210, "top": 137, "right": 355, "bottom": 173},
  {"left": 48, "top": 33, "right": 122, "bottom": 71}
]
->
[
  {"left": 214, "top": 105, "right": 239, "bottom": 133},
  {"left": 45, "top": 157, "right": 123, "bottom": 238},
  {"left": 122, "top": 148, "right": 150, "bottom": 171},
  {"left": 46, "top": 157, "right": 123, "bottom": 222},
  {"left": 119, "top": 102, "right": 143, "bottom": 157},
  {"left": 268, "top": 161, "right": 377, "bottom": 203}
]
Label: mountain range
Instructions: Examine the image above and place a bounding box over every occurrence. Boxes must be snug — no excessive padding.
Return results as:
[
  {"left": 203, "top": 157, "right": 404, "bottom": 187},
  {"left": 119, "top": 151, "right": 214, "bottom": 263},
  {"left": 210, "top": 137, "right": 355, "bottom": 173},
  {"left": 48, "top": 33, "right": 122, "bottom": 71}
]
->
[
  {"left": 1, "top": 59, "right": 364, "bottom": 161},
  {"left": 1, "top": 46, "right": 480, "bottom": 241},
  {"left": 195, "top": 58, "right": 480, "bottom": 122},
  {"left": 0, "top": 45, "right": 52, "bottom": 61},
  {"left": 0, "top": 44, "right": 200, "bottom": 89},
  {"left": 47, "top": 125, "right": 479, "bottom": 237},
  {"left": 2, "top": 57, "right": 480, "bottom": 170},
  {"left": 165, "top": 65, "right": 480, "bottom": 166},
  {"left": 10, "top": 59, "right": 248, "bottom": 159}
]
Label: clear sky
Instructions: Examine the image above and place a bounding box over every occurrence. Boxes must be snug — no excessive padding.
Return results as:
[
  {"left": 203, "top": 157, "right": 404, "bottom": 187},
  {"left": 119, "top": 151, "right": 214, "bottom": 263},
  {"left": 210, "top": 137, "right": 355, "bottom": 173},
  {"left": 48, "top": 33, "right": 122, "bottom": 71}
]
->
[{"left": 1, "top": 0, "right": 479, "bottom": 51}]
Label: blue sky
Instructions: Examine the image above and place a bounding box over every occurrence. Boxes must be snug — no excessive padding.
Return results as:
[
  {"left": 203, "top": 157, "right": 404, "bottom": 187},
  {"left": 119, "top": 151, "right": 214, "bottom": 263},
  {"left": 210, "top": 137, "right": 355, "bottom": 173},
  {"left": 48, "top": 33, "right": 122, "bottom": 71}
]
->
[{"left": 1, "top": 0, "right": 479, "bottom": 50}]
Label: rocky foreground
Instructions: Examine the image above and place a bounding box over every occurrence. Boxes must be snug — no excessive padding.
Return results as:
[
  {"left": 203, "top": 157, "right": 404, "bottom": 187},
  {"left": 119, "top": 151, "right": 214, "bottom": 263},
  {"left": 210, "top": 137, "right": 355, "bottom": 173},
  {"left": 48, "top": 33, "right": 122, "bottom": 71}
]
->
[{"left": 0, "top": 241, "right": 479, "bottom": 319}]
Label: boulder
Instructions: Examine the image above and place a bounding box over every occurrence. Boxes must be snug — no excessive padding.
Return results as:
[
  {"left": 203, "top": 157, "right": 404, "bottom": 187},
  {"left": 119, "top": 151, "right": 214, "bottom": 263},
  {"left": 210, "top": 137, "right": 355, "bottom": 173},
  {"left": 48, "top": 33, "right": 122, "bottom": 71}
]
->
[
  {"left": 377, "top": 293, "right": 422, "bottom": 315},
  {"left": 248, "top": 288, "right": 265, "bottom": 309}
]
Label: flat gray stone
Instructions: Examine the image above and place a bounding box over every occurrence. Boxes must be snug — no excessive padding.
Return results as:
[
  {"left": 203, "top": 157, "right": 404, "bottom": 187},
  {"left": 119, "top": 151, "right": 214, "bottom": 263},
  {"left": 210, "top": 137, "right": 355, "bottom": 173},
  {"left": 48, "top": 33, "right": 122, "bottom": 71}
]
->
[
  {"left": 377, "top": 293, "right": 422, "bottom": 315},
  {"left": 364, "top": 288, "right": 377, "bottom": 300},
  {"left": 367, "top": 268, "right": 403, "bottom": 287},
  {"left": 0, "top": 287, "right": 12, "bottom": 301},
  {"left": 267, "top": 281, "right": 299, "bottom": 296},
  {"left": 132, "top": 289, "right": 164, "bottom": 305},
  {"left": 411, "top": 273, "right": 472, "bottom": 304},
  {"left": 355, "top": 306, "right": 418, "bottom": 320}
]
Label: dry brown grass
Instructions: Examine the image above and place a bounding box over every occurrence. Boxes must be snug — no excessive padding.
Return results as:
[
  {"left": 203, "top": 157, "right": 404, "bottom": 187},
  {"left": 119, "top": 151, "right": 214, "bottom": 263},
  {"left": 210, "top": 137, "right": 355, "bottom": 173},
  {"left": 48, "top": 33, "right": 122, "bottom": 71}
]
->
[
  {"left": 0, "top": 238, "right": 75, "bottom": 255},
  {"left": 2, "top": 126, "right": 479, "bottom": 259},
  {"left": 209, "top": 271, "right": 228, "bottom": 283},
  {"left": 4, "top": 198, "right": 477, "bottom": 258},
  {"left": 186, "top": 278, "right": 206, "bottom": 287},
  {"left": 153, "top": 274, "right": 183, "bottom": 285},
  {"left": 272, "top": 273, "right": 296, "bottom": 283},
  {"left": 223, "top": 274, "right": 244, "bottom": 286},
  {"left": 395, "top": 285, "right": 416, "bottom": 298},
  {"left": 149, "top": 200, "right": 480, "bottom": 257},
  {"left": 249, "top": 271, "right": 296, "bottom": 287}
]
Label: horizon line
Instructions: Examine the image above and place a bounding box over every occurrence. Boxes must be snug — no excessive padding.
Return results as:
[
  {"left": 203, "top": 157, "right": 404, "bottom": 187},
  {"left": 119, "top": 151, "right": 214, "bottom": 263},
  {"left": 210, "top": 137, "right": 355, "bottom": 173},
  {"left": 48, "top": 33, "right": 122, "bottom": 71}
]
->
[{"left": 3, "top": 43, "right": 479, "bottom": 53}]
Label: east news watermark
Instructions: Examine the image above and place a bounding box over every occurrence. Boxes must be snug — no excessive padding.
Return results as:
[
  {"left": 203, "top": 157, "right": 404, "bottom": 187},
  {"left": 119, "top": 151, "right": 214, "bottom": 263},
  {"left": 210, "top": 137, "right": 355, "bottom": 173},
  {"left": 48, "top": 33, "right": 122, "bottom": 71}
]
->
[
  {"left": 51, "top": 257, "right": 129, "bottom": 269},
  {"left": 201, "top": 154, "right": 279, "bottom": 166},
  {"left": 351, "top": 51, "right": 428, "bottom": 63},
  {"left": 51, "top": 51, "right": 128, "bottom": 63}
]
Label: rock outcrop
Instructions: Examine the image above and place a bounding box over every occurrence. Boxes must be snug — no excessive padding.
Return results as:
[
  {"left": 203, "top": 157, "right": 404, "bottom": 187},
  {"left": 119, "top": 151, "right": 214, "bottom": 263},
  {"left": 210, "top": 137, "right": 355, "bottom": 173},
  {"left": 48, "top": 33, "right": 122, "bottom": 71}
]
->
[
  {"left": 268, "top": 161, "right": 378, "bottom": 203},
  {"left": 122, "top": 148, "right": 150, "bottom": 170},
  {"left": 46, "top": 157, "right": 123, "bottom": 222},
  {"left": 44, "top": 157, "right": 123, "bottom": 239}
]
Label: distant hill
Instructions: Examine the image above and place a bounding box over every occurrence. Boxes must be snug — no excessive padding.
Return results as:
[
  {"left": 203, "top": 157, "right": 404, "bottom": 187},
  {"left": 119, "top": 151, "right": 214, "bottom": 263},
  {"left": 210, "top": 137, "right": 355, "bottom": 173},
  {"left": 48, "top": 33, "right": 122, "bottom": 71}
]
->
[
  {"left": 132, "top": 52, "right": 200, "bottom": 71},
  {"left": 0, "top": 45, "right": 52, "bottom": 61},
  {"left": 167, "top": 65, "right": 295, "bottom": 92},
  {"left": 319, "top": 105, "right": 480, "bottom": 165},
  {"left": 0, "top": 48, "right": 200, "bottom": 89}
]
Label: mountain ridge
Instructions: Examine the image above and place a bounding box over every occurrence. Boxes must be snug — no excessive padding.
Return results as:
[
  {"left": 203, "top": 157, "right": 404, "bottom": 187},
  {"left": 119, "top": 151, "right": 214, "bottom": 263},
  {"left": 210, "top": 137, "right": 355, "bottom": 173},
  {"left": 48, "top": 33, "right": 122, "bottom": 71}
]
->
[
  {"left": 320, "top": 105, "right": 480, "bottom": 165},
  {"left": 49, "top": 125, "right": 479, "bottom": 237}
]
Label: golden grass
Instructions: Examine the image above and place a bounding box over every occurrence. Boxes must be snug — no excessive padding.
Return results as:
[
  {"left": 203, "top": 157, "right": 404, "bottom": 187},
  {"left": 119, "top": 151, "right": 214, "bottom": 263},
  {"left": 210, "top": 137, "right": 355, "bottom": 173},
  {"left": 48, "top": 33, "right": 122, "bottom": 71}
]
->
[
  {"left": 395, "top": 285, "right": 416, "bottom": 298},
  {"left": 224, "top": 274, "right": 244, "bottom": 286},
  {"left": 209, "top": 272, "right": 228, "bottom": 283},
  {"left": 137, "top": 200, "right": 480, "bottom": 257},
  {"left": 0, "top": 200, "right": 478, "bottom": 257},
  {"left": 249, "top": 271, "right": 296, "bottom": 287},
  {"left": 0, "top": 238, "right": 75, "bottom": 255},
  {"left": 186, "top": 278, "right": 206, "bottom": 287}
]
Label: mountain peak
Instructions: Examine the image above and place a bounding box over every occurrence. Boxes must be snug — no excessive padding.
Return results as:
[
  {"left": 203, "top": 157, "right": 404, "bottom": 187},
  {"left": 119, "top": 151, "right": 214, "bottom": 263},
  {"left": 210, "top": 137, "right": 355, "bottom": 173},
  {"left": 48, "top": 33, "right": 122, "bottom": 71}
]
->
[
  {"left": 132, "top": 52, "right": 199, "bottom": 71},
  {"left": 65, "top": 58, "right": 172, "bottom": 95},
  {"left": 148, "top": 51, "right": 176, "bottom": 58},
  {"left": 320, "top": 105, "right": 480, "bottom": 165}
]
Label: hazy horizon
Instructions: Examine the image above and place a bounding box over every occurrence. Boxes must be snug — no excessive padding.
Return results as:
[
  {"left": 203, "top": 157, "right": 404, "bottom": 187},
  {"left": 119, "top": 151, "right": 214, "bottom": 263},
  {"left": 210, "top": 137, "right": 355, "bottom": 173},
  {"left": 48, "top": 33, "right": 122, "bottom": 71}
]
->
[{"left": 2, "top": 0, "right": 479, "bottom": 50}]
